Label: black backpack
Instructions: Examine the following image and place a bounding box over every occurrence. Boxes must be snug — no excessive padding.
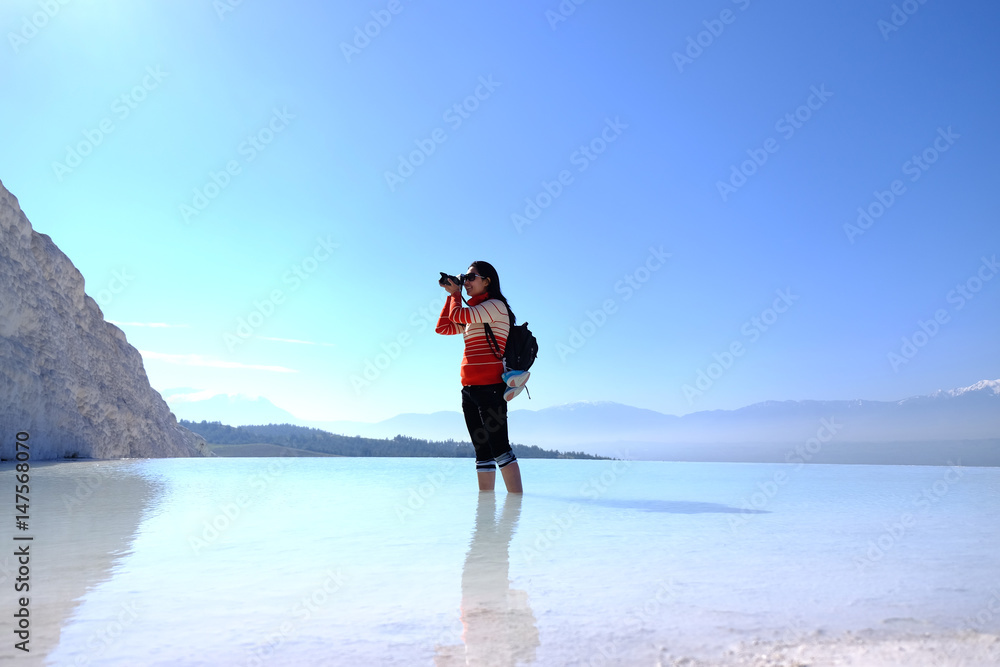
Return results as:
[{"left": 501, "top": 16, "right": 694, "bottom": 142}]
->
[{"left": 484, "top": 310, "right": 537, "bottom": 374}]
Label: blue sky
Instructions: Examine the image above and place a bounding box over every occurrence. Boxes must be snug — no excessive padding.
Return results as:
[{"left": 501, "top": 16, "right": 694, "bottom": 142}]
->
[{"left": 2, "top": 0, "right": 998, "bottom": 423}]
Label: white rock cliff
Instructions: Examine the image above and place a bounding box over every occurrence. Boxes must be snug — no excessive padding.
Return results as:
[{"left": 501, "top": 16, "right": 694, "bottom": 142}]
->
[{"left": 0, "top": 179, "right": 209, "bottom": 460}]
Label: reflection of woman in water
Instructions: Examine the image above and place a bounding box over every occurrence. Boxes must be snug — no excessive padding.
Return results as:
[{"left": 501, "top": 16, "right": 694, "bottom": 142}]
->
[{"left": 435, "top": 493, "right": 539, "bottom": 666}]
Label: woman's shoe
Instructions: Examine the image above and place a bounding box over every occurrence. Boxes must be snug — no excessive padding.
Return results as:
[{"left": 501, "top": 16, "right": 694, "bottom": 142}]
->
[
  {"left": 502, "top": 370, "right": 530, "bottom": 388},
  {"left": 503, "top": 385, "right": 524, "bottom": 402}
]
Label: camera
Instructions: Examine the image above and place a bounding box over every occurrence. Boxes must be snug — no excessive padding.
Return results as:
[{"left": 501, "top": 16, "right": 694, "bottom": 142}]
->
[{"left": 439, "top": 271, "right": 461, "bottom": 287}]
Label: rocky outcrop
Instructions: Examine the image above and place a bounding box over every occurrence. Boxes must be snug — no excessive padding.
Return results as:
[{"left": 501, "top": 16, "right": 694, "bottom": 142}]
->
[{"left": 0, "top": 179, "right": 208, "bottom": 460}]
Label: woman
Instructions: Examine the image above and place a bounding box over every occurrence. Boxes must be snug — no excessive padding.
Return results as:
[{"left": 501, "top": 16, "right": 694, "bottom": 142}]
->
[{"left": 436, "top": 261, "right": 524, "bottom": 493}]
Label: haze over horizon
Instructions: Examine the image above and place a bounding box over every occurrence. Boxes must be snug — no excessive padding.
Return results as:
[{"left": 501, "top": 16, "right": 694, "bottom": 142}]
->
[
  {"left": 172, "top": 379, "right": 1000, "bottom": 466},
  {"left": 2, "top": 0, "right": 998, "bottom": 423},
  {"left": 167, "top": 377, "right": 1000, "bottom": 427},
  {"left": 163, "top": 379, "right": 1000, "bottom": 440}
]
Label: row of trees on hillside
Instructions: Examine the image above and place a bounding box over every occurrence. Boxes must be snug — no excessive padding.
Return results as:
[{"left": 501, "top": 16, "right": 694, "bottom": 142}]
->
[{"left": 181, "top": 421, "right": 606, "bottom": 459}]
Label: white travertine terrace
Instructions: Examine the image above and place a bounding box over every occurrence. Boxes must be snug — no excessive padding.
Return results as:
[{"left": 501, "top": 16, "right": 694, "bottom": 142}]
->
[{"left": 0, "top": 180, "right": 209, "bottom": 460}]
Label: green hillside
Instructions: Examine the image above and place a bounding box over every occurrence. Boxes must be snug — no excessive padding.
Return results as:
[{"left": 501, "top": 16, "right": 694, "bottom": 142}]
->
[
  {"left": 182, "top": 421, "right": 607, "bottom": 459},
  {"left": 207, "top": 443, "right": 343, "bottom": 457}
]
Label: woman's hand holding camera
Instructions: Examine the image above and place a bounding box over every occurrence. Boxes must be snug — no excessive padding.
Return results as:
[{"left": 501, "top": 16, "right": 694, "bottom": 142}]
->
[{"left": 439, "top": 272, "right": 463, "bottom": 295}]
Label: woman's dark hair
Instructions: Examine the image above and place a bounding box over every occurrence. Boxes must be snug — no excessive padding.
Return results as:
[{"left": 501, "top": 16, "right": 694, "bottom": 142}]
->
[{"left": 470, "top": 260, "right": 515, "bottom": 324}]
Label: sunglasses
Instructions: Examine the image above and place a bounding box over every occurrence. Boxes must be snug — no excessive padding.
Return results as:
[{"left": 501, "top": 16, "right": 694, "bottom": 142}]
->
[{"left": 460, "top": 273, "right": 485, "bottom": 283}]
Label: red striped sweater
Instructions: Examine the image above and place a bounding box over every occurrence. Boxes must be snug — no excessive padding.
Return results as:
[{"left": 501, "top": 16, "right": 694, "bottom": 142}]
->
[{"left": 435, "top": 292, "right": 510, "bottom": 386}]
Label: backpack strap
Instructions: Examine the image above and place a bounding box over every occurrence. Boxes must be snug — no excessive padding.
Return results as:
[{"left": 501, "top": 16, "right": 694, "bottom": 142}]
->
[
  {"left": 484, "top": 322, "right": 502, "bottom": 360},
  {"left": 483, "top": 303, "right": 513, "bottom": 368}
]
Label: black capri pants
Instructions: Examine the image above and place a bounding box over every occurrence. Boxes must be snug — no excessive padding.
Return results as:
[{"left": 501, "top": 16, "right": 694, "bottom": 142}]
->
[{"left": 461, "top": 383, "right": 517, "bottom": 473}]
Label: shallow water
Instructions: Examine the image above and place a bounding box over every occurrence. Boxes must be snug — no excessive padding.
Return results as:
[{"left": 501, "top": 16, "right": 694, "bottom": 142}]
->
[{"left": 1, "top": 458, "right": 998, "bottom": 666}]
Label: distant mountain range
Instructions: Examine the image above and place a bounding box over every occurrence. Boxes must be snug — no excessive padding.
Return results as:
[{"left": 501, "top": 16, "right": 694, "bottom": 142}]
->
[
  {"left": 163, "top": 380, "right": 1000, "bottom": 465},
  {"left": 180, "top": 421, "right": 604, "bottom": 460},
  {"left": 161, "top": 389, "right": 301, "bottom": 425}
]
